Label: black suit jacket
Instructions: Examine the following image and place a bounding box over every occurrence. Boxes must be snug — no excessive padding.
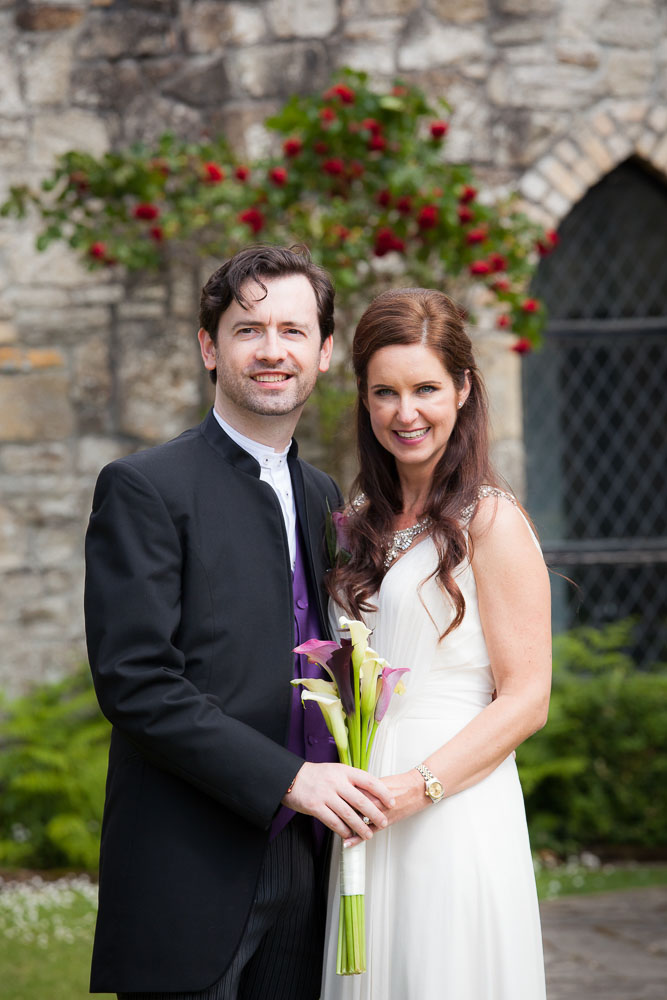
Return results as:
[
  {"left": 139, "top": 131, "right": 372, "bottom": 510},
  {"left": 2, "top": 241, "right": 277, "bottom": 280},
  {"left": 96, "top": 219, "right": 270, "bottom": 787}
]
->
[{"left": 84, "top": 411, "right": 342, "bottom": 993}]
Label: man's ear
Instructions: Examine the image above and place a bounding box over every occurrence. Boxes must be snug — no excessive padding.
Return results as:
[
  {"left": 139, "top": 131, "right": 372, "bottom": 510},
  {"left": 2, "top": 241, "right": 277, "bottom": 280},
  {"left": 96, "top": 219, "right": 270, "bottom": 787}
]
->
[
  {"left": 198, "top": 327, "right": 216, "bottom": 371},
  {"left": 318, "top": 335, "right": 334, "bottom": 374}
]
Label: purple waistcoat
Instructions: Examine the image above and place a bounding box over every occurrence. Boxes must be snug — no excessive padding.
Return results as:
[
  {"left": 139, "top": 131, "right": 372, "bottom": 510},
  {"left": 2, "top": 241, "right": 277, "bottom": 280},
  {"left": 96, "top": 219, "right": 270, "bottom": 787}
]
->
[{"left": 270, "top": 521, "right": 338, "bottom": 843}]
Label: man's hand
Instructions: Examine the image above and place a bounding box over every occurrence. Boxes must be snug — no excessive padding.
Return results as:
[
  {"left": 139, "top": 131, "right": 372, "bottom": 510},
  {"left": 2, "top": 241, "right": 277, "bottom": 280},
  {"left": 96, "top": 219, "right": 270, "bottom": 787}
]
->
[{"left": 284, "top": 762, "right": 395, "bottom": 841}]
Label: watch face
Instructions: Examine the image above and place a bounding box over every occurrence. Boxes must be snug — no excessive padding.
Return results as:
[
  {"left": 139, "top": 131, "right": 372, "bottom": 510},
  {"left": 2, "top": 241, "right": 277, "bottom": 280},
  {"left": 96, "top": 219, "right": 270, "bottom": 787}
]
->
[{"left": 428, "top": 780, "right": 443, "bottom": 800}]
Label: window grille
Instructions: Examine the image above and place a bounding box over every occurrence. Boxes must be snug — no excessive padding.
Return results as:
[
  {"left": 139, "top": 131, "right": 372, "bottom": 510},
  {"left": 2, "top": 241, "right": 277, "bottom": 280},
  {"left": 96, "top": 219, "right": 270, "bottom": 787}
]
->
[{"left": 522, "top": 160, "right": 667, "bottom": 665}]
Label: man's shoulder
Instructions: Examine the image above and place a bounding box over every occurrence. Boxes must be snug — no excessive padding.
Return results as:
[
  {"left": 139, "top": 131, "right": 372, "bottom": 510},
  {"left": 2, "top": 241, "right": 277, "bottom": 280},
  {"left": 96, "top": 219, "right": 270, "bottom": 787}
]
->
[{"left": 296, "top": 456, "right": 341, "bottom": 502}]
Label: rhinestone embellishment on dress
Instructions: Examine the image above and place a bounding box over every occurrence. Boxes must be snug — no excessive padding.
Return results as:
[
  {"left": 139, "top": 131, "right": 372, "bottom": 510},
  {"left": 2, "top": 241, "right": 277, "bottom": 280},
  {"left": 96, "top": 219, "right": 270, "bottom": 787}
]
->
[{"left": 384, "top": 516, "right": 432, "bottom": 568}]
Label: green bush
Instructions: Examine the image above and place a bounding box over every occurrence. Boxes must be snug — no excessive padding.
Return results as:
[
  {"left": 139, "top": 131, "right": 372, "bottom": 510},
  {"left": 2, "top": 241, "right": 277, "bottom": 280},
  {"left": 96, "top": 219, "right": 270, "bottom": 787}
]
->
[
  {"left": 0, "top": 668, "right": 109, "bottom": 871},
  {"left": 519, "top": 621, "right": 667, "bottom": 855}
]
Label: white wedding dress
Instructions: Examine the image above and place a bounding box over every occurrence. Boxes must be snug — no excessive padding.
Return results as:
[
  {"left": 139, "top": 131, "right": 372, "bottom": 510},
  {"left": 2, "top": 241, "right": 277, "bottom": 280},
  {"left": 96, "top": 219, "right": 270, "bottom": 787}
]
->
[{"left": 321, "top": 519, "right": 546, "bottom": 999}]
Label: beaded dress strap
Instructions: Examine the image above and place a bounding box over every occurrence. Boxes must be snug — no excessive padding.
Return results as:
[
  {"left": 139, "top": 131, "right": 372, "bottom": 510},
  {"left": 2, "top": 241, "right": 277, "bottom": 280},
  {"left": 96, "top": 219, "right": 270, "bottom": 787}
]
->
[{"left": 459, "top": 486, "right": 517, "bottom": 523}]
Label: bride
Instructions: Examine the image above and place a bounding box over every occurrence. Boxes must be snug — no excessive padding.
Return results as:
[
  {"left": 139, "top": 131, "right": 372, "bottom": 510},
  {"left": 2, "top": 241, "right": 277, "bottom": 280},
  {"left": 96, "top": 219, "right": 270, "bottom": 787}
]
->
[{"left": 321, "top": 287, "right": 551, "bottom": 999}]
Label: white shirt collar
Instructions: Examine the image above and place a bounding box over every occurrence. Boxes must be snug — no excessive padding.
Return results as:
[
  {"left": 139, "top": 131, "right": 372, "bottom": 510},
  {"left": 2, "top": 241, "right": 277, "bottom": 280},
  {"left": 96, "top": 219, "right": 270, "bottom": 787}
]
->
[{"left": 212, "top": 409, "right": 291, "bottom": 467}]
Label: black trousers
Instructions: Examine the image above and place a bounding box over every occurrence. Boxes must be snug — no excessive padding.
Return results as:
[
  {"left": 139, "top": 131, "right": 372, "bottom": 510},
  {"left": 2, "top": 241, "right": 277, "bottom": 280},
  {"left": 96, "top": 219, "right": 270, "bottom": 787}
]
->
[{"left": 117, "top": 815, "right": 326, "bottom": 1000}]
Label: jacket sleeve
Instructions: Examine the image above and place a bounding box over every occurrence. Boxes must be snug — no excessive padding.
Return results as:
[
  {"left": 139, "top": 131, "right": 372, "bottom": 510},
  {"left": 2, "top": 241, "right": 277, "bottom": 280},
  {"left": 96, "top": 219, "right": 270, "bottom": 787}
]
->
[{"left": 84, "top": 460, "right": 303, "bottom": 830}]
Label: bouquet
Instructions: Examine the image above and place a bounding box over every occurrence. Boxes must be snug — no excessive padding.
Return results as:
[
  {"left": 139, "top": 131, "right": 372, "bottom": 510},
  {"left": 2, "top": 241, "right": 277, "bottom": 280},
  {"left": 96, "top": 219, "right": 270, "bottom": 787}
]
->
[{"left": 293, "top": 617, "right": 409, "bottom": 975}]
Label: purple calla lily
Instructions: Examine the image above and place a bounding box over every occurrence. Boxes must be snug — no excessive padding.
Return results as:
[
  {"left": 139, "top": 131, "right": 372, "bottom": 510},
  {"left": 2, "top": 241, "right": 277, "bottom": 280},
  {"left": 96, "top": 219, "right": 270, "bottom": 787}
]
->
[
  {"left": 374, "top": 666, "right": 410, "bottom": 723},
  {"left": 293, "top": 637, "right": 356, "bottom": 716}
]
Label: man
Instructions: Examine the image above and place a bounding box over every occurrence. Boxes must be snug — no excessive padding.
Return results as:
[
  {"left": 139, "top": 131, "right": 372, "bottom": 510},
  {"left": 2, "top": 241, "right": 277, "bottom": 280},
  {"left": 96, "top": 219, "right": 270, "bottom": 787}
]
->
[{"left": 84, "top": 245, "right": 392, "bottom": 1000}]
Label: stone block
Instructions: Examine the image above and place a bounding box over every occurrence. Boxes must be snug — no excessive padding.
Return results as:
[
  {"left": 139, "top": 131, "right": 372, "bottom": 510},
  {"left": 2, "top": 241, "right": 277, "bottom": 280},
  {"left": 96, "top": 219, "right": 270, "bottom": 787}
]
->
[
  {"left": 635, "top": 127, "right": 658, "bottom": 162},
  {"left": 427, "top": 0, "right": 488, "bottom": 22},
  {"left": 399, "top": 15, "right": 487, "bottom": 70},
  {"left": 595, "top": 3, "right": 659, "bottom": 49},
  {"left": 226, "top": 43, "right": 331, "bottom": 101},
  {"left": 604, "top": 49, "right": 654, "bottom": 98},
  {"left": 183, "top": 1, "right": 265, "bottom": 53},
  {"left": 0, "top": 321, "right": 17, "bottom": 344},
  {"left": 117, "top": 300, "right": 167, "bottom": 320},
  {"left": 343, "top": 17, "right": 403, "bottom": 43},
  {"left": 16, "top": 305, "right": 111, "bottom": 344},
  {"left": 161, "top": 56, "right": 231, "bottom": 108},
  {"left": 592, "top": 111, "right": 616, "bottom": 138},
  {"left": 540, "top": 155, "right": 587, "bottom": 202},
  {"left": 0, "top": 441, "right": 72, "bottom": 475},
  {"left": 0, "top": 32, "right": 25, "bottom": 115},
  {"left": 0, "top": 116, "right": 28, "bottom": 165},
  {"left": 266, "top": 0, "right": 338, "bottom": 38},
  {"left": 519, "top": 170, "right": 549, "bottom": 202},
  {"left": 606, "top": 132, "right": 633, "bottom": 164},
  {"left": 0, "top": 371, "right": 74, "bottom": 441},
  {"left": 647, "top": 105, "right": 667, "bottom": 133},
  {"left": 558, "top": 0, "right": 607, "bottom": 39},
  {"left": 570, "top": 154, "right": 601, "bottom": 187},
  {"left": 23, "top": 32, "right": 73, "bottom": 105},
  {"left": 32, "top": 108, "right": 109, "bottom": 164},
  {"left": 575, "top": 129, "right": 615, "bottom": 173},
  {"left": 544, "top": 188, "right": 570, "bottom": 219},
  {"left": 652, "top": 134, "right": 667, "bottom": 175},
  {"left": 76, "top": 435, "right": 128, "bottom": 476},
  {"left": 72, "top": 334, "right": 112, "bottom": 429},
  {"left": 553, "top": 139, "right": 579, "bottom": 166},
  {"left": 488, "top": 61, "right": 597, "bottom": 110},
  {"left": 71, "top": 58, "right": 145, "bottom": 112},
  {"left": 337, "top": 40, "right": 398, "bottom": 76},
  {"left": 31, "top": 523, "right": 78, "bottom": 567},
  {"left": 16, "top": 5, "right": 84, "bottom": 31},
  {"left": 475, "top": 332, "right": 523, "bottom": 441},
  {"left": 0, "top": 505, "right": 27, "bottom": 570},
  {"left": 76, "top": 10, "right": 176, "bottom": 59},
  {"left": 495, "top": 0, "right": 553, "bottom": 12},
  {"left": 555, "top": 39, "right": 600, "bottom": 69},
  {"left": 491, "top": 20, "right": 545, "bottom": 45}
]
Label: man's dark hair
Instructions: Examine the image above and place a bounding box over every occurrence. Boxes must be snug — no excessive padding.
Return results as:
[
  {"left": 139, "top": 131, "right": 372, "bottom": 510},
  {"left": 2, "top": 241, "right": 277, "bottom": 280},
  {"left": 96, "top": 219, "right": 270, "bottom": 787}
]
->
[{"left": 199, "top": 244, "right": 335, "bottom": 384}]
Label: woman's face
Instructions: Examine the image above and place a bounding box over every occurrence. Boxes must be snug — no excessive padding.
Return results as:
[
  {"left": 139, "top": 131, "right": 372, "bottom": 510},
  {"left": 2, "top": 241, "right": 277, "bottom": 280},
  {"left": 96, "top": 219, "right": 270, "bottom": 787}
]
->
[{"left": 365, "top": 343, "right": 470, "bottom": 479}]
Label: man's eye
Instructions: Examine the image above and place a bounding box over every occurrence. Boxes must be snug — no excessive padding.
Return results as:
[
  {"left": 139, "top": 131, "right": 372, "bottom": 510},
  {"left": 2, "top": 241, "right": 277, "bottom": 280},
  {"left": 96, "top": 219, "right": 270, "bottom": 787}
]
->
[{"left": 284, "top": 328, "right": 306, "bottom": 336}]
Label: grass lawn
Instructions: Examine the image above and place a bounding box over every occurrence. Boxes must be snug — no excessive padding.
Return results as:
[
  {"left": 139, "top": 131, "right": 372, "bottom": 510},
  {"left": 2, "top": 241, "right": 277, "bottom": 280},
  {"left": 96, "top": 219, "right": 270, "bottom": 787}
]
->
[{"left": 2, "top": 863, "right": 667, "bottom": 999}]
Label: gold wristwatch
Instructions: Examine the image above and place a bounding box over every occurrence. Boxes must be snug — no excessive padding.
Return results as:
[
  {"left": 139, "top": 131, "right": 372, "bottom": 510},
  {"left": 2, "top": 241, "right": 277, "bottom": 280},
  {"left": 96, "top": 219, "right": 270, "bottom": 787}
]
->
[{"left": 415, "top": 763, "right": 445, "bottom": 803}]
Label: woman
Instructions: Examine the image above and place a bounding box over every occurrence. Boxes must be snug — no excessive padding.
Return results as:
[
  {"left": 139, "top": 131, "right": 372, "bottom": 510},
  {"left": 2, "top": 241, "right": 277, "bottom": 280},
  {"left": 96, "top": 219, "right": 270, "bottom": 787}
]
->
[{"left": 321, "top": 288, "right": 551, "bottom": 999}]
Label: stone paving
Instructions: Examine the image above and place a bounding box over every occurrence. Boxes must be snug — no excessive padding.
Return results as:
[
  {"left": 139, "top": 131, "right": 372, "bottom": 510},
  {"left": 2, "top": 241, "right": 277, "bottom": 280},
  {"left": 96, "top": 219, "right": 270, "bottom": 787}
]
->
[{"left": 541, "top": 887, "right": 667, "bottom": 999}]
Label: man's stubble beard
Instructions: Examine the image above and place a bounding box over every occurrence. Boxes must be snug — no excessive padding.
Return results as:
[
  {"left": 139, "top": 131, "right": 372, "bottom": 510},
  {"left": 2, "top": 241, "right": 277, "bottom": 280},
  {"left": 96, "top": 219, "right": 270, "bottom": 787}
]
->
[{"left": 215, "top": 362, "right": 319, "bottom": 417}]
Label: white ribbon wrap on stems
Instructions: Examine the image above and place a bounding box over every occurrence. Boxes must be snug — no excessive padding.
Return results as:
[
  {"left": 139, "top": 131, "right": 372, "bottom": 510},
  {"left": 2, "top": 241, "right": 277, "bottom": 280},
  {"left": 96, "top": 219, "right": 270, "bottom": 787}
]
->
[{"left": 340, "top": 841, "right": 366, "bottom": 896}]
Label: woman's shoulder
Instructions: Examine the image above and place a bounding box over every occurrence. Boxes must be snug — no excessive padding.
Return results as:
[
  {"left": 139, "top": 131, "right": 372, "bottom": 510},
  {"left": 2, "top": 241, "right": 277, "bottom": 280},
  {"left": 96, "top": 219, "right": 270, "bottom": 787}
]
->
[
  {"left": 466, "top": 486, "right": 542, "bottom": 560},
  {"left": 459, "top": 485, "right": 517, "bottom": 526}
]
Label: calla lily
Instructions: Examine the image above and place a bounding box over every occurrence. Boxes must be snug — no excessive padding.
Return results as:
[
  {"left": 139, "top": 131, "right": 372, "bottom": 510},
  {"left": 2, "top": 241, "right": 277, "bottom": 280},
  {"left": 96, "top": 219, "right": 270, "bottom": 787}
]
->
[
  {"left": 339, "top": 615, "right": 372, "bottom": 672},
  {"left": 294, "top": 637, "right": 355, "bottom": 715},
  {"left": 359, "top": 647, "right": 387, "bottom": 721},
  {"left": 301, "top": 690, "right": 350, "bottom": 763},
  {"left": 291, "top": 677, "right": 338, "bottom": 697},
  {"left": 374, "top": 666, "right": 410, "bottom": 723}
]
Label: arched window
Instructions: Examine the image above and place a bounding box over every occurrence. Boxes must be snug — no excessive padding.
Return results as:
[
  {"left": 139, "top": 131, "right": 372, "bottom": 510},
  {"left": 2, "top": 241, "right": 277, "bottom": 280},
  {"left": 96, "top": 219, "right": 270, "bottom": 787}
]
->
[{"left": 522, "top": 159, "right": 667, "bottom": 665}]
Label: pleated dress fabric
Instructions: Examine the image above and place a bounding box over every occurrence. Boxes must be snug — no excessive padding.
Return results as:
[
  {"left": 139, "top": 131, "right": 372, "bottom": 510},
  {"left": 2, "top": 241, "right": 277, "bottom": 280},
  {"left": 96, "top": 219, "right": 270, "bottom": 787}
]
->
[{"left": 321, "top": 531, "right": 547, "bottom": 1000}]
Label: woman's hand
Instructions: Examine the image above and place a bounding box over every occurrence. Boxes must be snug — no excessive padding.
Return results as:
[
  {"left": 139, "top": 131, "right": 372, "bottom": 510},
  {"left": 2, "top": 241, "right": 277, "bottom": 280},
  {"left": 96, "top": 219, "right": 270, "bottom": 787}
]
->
[{"left": 342, "top": 768, "right": 428, "bottom": 848}]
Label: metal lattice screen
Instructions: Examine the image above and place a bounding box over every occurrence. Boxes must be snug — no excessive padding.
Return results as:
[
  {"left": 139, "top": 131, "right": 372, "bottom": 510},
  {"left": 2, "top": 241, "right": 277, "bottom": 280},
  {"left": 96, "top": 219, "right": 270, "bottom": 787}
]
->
[{"left": 522, "top": 160, "right": 667, "bottom": 665}]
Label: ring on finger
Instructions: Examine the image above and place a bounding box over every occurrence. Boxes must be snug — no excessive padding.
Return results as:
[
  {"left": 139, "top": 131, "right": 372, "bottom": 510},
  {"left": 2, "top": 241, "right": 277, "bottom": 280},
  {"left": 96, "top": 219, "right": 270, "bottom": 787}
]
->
[{"left": 362, "top": 816, "right": 371, "bottom": 825}]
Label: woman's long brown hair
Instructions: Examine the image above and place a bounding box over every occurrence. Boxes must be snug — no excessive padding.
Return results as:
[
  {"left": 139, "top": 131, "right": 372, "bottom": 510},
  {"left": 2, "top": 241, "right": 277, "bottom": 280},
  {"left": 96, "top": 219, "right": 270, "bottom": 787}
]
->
[{"left": 327, "top": 287, "right": 502, "bottom": 637}]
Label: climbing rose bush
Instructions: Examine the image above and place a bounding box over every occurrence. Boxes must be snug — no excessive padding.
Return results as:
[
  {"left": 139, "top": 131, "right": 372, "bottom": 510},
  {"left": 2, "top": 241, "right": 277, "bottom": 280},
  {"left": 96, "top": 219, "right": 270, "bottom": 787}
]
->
[{"left": 2, "top": 69, "right": 552, "bottom": 343}]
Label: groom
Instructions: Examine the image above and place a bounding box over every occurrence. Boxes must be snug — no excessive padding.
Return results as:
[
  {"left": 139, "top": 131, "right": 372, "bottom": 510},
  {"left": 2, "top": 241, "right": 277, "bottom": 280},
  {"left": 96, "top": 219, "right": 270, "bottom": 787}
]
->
[{"left": 84, "top": 244, "right": 392, "bottom": 1000}]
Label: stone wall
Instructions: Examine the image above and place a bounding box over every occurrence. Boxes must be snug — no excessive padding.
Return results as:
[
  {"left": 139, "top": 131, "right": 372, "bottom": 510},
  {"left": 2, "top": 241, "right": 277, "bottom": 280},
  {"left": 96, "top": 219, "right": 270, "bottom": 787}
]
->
[{"left": 0, "top": 0, "right": 665, "bottom": 693}]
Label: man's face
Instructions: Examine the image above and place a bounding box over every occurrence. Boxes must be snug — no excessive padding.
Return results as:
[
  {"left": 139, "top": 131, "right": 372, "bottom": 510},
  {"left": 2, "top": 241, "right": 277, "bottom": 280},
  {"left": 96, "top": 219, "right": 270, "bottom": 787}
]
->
[{"left": 199, "top": 274, "right": 333, "bottom": 425}]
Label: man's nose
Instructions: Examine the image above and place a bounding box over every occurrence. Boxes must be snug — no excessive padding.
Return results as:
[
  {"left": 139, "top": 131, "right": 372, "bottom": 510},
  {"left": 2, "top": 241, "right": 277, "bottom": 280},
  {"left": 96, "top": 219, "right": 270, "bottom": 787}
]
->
[{"left": 255, "top": 329, "right": 287, "bottom": 363}]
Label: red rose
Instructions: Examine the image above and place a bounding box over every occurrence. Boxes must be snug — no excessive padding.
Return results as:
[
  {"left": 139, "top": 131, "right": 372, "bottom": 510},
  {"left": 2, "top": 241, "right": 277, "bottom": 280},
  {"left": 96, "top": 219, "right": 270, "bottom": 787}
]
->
[
  {"left": 69, "top": 170, "right": 89, "bottom": 193},
  {"left": 457, "top": 205, "right": 474, "bottom": 225},
  {"left": 417, "top": 204, "right": 438, "bottom": 230},
  {"left": 368, "top": 134, "right": 387, "bottom": 152},
  {"left": 497, "top": 314, "right": 511, "bottom": 328},
  {"left": 392, "top": 85, "right": 408, "bottom": 96},
  {"left": 203, "top": 162, "right": 224, "bottom": 183},
  {"left": 89, "top": 241, "right": 107, "bottom": 260},
  {"left": 489, "top": 253, "right": 508, "bottom": 272},
  {"left": 283, "top": 137, "right": 303, "bottom": 158},
  {"left": 492, "top": 277, "right": 511, "bottom": 293},
  {"left": 235, "top": 165, "right": 249, "bottom": 181},
  {"left": 460, "top": 185, "right": 477, "bottom": 204},
  {"left": 324, "top": 83, "right": 355, "bottom": 104},
  {"left": 323, "top": 158, "right": 345, "bottom": 176},
  {"left": 469, "top": 260, "right": 491, "bottom": 275},
  {"left": 333, "top": 224, "right": 350, "bottom": 241},
  {"left": 149, "top": 158, "right": 170, "bottom": 177},
  {"left": 537, "top": 229, "right": 559, "bottom": 256},
  {"left": 319, "top": 107, "right": 337, "bottom": 123},
  {"left": 348, "top": 160, "right": 365, "bottom": 178},
  {"left": 239, "top": 208, "right": 265, "bottom": 234},
  {"left": 374, "top": 227, "right": 405, "bottom": 256},
  {"left": 313, "top": 141, "right": 329, "bottom": 155},
  {"left": 521, "top": 298, "right": 539, "bottom": 313},
  {"left": 269, "top": 166, "right": 288, "bottom": 186},
  {"left": 133, "top": 202, "right": 160, "bottom": 221},
  {"left": 466, "top": 227, "right": 487, "bottom": 245},
  {"left": 396, "top": 195, "right": 412, "bottom": 215},
  {"left": 376, "top": 189, "right": 392, "bottom": 207},
  {"left": 149, "top": 226, "right": 164, "bottom": 242},
  {"left": 430, "top": 121, "right": 448, "bottom": 139},
  {"left": 511, "top": 337, "right": 532, "bottom": 354},
  {"left": 361, "top": 118, "right": 382, "bottom": 134}
]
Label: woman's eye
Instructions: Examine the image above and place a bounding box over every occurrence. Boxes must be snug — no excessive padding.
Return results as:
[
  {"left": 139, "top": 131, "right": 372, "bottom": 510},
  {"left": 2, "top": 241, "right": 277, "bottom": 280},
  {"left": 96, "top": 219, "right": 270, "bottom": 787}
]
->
[
  {"left": 374, "top": 387, "right": 395, "bottom": 397},
  {"left": 417, "top": 385, "right": 437, "bottom": 394}
]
